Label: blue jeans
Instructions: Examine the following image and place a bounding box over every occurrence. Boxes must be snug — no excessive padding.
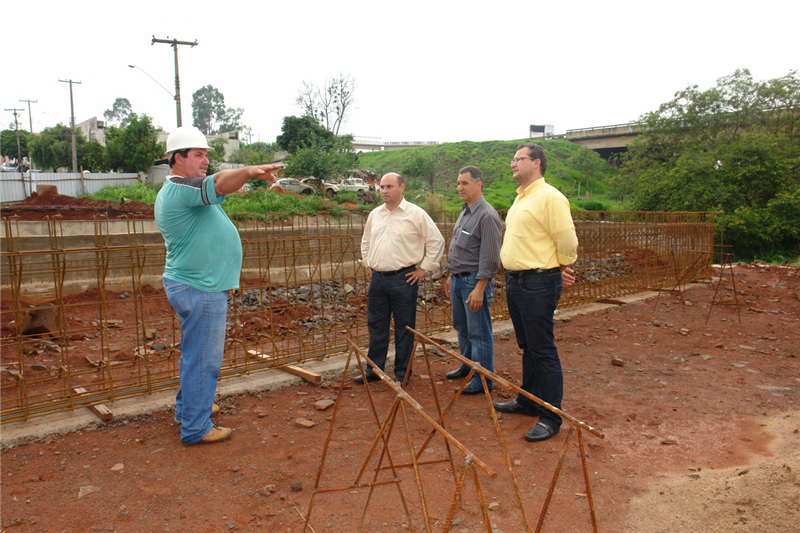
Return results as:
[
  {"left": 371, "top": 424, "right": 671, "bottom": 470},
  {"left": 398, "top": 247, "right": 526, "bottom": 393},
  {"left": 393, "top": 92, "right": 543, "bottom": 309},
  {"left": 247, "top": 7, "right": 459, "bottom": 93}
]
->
[
  {"left": 451, "top": 272, "right": 495, "bottom": 389},
  {"left": 366, "top": 270, "right": 419, "bottom": 380},
  {"left": 164, "top": 277, "right": 228, "bottom": 444},
  {"left": 505, "top": 270, "right": 564, "bottom": 430}
]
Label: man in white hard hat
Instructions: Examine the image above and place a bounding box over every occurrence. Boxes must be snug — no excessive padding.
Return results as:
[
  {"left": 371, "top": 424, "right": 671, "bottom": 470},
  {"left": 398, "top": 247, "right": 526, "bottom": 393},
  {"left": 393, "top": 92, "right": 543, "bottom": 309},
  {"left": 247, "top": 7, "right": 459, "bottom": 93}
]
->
[{"left": 155, "top": 126, "right": 282, "bottom": 445}]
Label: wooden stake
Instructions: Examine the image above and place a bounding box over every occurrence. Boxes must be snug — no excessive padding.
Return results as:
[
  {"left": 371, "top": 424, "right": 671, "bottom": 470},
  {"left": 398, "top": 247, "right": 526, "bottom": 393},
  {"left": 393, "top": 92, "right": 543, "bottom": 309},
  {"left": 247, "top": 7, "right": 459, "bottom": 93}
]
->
[
  {"left": 247, "top": 350, "right": 321, "bottom": 383},
  {"left": 73, "top": 387, "right": 113, "bottom": 422}
]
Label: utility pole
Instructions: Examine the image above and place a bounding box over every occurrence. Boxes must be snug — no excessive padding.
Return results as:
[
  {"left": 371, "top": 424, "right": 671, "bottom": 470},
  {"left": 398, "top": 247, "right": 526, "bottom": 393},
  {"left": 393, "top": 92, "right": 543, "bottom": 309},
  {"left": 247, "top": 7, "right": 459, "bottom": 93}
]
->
[
  {"left": 152, "top": 36, "right": 197, "bottom": 128},
  {"left": 59, "top": 79, "right": 81, "bottom": 173},
  {"left": 19, "top": 98, "right": 37, "bottom": 170},
  {"left": 19, "top": 98, "right": 37, "bottom": 134},
  {"left": 4, "top": 107, "right": 24, "bottom": 166}
]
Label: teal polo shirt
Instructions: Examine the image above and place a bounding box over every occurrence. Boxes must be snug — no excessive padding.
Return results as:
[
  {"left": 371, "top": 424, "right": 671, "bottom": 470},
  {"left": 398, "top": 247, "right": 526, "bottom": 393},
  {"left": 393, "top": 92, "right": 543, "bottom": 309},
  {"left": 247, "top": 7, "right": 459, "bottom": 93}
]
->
[{"left": 155, "top": 174, "right": 242, "bottom": 292}]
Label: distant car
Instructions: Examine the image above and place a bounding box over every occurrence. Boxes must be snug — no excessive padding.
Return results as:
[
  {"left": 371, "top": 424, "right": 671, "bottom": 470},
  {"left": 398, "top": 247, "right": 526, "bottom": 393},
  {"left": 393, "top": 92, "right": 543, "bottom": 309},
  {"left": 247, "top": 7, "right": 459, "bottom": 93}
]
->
[
  {"left": 300, "top": 178, "right": 339, "bottom": 197},
  {"left": 338, "top": 177, "right": 372, "bottom": 192},
  {"left": 270, "top": 178, "right": 314, "bottom": 195},
  {"left": 1, "top": 163, "right": 19, "bottom": 172}
]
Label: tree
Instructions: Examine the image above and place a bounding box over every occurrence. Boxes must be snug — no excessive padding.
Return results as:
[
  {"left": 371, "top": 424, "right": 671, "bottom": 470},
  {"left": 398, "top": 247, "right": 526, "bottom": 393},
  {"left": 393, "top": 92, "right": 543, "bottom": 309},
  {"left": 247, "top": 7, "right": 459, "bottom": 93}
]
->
[
  {"left": 79, "top": 141, "right": 106, "bottom": 172},
  {"left": 276, "top": 115, "right": 335, "bottom": 154},
  {"left": 28, "top": 125, "right": 86, "bottom": 171},
  {"left": 103, "top": 98, "right": 133, "bottom": 127},
  {"left": 191, "top": 85, "right": 245, "bottom": 135},
  {"left": 230, "top": 141, "right": 279, "bottom": 166},
  {"left": 402, "top": 152, "right": 440, "bottom": 188},
  {"left": 1, "top": 129, "right": 30, "bottom": 160},
  {"left": 103, "top": 114, "right": 165, "bottom": 173},
  {"left": 284, "top": 136, "right": 357, "bottom": 183},
  {"left": 568, "top": 146, "right": 606, "bottom": 199},
  {"left": 295, "top": 74, "right": 356, "bottom": 135},
  {"left": 621, "top": 69, "right": 800, "bottom": 258},
  {"left": 206, "top": 137, "right": 228, "bottom": 175}
]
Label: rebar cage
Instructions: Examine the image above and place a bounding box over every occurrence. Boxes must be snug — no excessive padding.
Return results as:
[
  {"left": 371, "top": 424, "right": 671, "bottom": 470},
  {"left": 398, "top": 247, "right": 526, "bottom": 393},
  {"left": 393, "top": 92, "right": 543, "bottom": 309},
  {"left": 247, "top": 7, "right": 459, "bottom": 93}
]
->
[{"left": 0, "top": 210, "right": 718, "bottom": 423}]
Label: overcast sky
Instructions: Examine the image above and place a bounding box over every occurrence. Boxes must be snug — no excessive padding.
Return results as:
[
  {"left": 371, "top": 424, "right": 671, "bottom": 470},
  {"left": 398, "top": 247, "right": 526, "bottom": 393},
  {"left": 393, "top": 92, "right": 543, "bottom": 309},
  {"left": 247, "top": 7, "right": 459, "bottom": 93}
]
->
[{"left": 2, "top": 0, "right": 798, "bottom": 146}]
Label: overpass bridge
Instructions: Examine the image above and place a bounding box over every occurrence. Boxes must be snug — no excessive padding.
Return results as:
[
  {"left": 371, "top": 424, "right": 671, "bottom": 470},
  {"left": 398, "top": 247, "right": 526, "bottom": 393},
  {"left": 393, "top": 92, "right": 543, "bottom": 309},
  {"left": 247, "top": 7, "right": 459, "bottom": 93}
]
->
[
  {"left": 350, "top": 123, "right": 641, "bottom": 159},
  {"left": 352, "top": 136, "right": 439, "bottom": 152},
  {"left": 565, "top": 123, "right": 642, "bottom": 160}
]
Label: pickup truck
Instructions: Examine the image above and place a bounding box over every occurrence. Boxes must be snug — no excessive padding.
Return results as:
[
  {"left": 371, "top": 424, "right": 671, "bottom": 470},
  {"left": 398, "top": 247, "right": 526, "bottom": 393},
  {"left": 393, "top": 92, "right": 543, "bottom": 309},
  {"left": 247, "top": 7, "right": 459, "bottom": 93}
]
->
[{"left": 337, "top": 177, "right": 373, "bottom": 193}]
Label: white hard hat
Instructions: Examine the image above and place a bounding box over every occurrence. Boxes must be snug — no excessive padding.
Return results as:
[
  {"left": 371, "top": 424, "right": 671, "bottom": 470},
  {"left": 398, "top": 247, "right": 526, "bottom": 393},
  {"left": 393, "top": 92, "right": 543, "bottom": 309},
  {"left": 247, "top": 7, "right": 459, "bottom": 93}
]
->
[{"left": 166, "top": 126, "right": 212, "bottom": 153}]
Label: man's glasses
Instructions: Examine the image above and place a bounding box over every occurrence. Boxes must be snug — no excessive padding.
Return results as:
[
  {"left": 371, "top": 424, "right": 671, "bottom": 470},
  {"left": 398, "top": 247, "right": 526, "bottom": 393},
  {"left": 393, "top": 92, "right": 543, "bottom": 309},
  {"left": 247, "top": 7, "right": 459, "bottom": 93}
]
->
[{"left": 511, "top": 157, "right": 534, "bottom": 164}]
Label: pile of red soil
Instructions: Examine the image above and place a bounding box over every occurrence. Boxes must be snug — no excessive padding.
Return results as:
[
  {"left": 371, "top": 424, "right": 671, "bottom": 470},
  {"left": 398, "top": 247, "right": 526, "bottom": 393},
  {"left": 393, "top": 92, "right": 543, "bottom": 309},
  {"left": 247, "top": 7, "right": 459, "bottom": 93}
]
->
[{"left": 1, "top": 190, "right": 155, "bottom": 221}]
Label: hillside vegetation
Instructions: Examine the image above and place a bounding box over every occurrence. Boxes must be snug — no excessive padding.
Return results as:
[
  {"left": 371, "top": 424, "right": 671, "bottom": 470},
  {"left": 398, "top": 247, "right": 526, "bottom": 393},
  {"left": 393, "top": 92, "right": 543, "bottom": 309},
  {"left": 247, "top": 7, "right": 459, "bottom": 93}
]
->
[
  {"left": 89, "top": 139, "right": 621, "bottom": 218},
  {"left": 358, "top": 139, "right": 619, "bottom": 211}
]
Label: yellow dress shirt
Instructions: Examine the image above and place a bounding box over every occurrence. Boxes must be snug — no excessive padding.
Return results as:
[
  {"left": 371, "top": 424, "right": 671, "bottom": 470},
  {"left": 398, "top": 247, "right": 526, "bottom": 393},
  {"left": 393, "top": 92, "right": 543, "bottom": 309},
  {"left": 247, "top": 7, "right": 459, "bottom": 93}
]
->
[
  {"left": 361, "top": 198, "right": 445, "bottom": 272},
  {"left": 500, "top": 178, "right": 578, "bottom": 270}
]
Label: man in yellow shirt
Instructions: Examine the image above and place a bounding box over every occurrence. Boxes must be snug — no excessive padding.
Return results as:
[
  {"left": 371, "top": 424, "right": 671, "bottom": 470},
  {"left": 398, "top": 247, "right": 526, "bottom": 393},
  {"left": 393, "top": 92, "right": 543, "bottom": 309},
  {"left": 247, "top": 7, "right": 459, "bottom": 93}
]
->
[{"left": 494, "top": 143, "right": 578, "bottom": 442}]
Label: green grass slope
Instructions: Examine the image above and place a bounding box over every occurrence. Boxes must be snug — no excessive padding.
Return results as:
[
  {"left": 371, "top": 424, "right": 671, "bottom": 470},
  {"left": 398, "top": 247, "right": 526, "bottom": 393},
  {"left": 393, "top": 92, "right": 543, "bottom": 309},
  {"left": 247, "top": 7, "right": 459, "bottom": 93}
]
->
[{"left": 358, "top": 139, "right": 620, "bottom": 211}]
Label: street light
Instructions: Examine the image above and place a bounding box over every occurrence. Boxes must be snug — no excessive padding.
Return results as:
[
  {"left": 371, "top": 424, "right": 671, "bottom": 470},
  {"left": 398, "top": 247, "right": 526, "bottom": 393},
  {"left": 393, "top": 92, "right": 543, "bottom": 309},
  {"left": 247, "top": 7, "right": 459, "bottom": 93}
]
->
[
  {"left": 42, "top": 111, "right": 65, "bottom": 125},
  {"left": 128, "top": 64, "right": 178, "bottom": 125}
]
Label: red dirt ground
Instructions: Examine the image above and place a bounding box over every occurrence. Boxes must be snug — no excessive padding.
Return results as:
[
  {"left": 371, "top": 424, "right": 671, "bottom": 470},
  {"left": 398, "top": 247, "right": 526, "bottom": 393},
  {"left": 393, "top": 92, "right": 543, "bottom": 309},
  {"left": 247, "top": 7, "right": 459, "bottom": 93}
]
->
[{"left": 1, "top": 264, "right": 799, "bottom": 533}]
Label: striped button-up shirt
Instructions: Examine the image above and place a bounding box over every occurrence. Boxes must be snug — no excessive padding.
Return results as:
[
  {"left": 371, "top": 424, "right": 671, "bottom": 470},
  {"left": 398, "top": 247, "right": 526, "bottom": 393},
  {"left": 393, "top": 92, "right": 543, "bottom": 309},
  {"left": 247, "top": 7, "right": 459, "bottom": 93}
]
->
[{"left": 446, "top": 196, "right": 503, "bottom": 280}]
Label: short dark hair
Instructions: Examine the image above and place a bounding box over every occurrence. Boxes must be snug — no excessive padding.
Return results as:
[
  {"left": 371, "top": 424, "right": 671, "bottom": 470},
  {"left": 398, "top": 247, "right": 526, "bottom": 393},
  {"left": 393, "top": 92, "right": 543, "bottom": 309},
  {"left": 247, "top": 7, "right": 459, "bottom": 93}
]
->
[
  {"left": 169, "top": 149, "right": 190, "bottom": 167},
  {"left": 516, "top": 143, "right": 547, "bottom": 175},
  {"left": 459, "top": 165, "right": 482, "bottom": 182}
]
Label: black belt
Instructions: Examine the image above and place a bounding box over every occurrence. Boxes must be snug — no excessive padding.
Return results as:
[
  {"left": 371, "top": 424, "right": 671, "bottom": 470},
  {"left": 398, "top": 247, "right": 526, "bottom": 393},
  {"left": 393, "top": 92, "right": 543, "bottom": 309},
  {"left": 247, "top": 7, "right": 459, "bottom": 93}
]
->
[
  {"left": 506, "top": 267, "right": 560, "bottom": 278},
  {"left": 375, "top": 265, "right": 416, "bottom": 276},
  {"left": 451, "top": 271, "right": 474, "bottom": 278}
]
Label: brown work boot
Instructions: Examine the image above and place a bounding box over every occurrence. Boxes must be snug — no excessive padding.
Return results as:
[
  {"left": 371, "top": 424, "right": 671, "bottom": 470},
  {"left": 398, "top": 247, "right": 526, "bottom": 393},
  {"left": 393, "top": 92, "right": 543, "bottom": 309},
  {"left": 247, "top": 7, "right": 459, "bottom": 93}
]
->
[{"left": 194, "top": 425, "right": 232, "bottom": 445}]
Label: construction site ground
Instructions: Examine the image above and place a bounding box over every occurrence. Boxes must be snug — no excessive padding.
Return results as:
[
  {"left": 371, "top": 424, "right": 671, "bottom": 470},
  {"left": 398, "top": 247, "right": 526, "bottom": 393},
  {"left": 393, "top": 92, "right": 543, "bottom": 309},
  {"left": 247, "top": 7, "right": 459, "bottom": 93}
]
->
[{"left": 2, "top": 262, "right": 799, "bottom": 533}]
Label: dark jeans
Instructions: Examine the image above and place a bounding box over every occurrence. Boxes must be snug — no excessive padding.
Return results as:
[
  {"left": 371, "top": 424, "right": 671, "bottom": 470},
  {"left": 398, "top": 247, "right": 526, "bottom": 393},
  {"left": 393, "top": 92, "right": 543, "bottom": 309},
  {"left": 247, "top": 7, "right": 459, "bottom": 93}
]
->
[
  {"left": 366, "top": 269, "right": 419, "bottom": 380},
  {"left": 505, "top": 269, "right": 564, "bottom": 429}
]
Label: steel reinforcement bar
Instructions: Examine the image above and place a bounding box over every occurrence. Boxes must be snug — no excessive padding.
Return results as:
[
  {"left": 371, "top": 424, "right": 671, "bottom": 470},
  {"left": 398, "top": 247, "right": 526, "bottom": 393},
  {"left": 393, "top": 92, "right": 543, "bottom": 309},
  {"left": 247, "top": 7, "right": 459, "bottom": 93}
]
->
[{"left": 0, "top": 210, "right": 718, "bottom": 423}]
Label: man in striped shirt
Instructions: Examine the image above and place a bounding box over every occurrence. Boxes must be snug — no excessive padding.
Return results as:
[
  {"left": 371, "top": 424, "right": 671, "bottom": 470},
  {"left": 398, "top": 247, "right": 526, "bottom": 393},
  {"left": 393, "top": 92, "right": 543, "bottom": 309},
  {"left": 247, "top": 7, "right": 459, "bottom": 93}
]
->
[{"left": 444, "top": 166, "right": 503, "bottom": 395}]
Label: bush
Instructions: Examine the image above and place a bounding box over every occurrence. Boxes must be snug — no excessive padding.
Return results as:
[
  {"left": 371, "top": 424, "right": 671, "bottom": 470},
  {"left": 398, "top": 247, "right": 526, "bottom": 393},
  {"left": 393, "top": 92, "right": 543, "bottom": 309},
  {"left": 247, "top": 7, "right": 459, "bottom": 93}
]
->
[
  {"left": 578, "top": 200, "right": 607, "bottom": 211},
  {"left": 88, "top": 182, "right": 159, "bottom": 204}
]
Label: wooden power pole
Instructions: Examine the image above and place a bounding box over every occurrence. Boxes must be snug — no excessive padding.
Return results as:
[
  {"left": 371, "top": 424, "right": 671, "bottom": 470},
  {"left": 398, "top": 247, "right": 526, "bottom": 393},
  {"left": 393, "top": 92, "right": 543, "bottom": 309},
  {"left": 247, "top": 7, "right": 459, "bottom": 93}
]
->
[
  {"left": 151, "top": 36, "right": 197, "bottom": 128},
  {"left": 59, "top": 79, "right": 81, "bottom": 173}
]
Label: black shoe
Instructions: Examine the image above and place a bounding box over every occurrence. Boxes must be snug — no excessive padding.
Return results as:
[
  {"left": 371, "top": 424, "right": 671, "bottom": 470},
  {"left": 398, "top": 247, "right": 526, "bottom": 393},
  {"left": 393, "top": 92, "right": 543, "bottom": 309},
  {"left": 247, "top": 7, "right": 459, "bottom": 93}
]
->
[
  {"left": 395, "top": 374, "right": 411, "bottom": 386},
  {"left": 459, "top": 382, "right": 491, "bottom": 395},
  {"left": 446, "top": 367, "right": 470, "bottom": 380},
  {"left": 492, "top": 399, "right": 538, "bottom": 416},
  {"left": 524, "top": 422, "right": 559, "bottom": 442},
  {"left": 353, "top": 372, "right": 380, "bottom": 384}
]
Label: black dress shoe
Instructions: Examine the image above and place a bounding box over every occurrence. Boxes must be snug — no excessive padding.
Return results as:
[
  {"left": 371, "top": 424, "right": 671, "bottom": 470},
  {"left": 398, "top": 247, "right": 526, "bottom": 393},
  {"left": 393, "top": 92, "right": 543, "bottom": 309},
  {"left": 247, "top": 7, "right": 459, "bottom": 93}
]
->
[
  {"left": 353, "top": 373, "right": 380, "bottom": 384},
  {"left": 492, "top": 399, "right": 538, "bottom": 416},
  {"left": 524, "top": 422, "right": 559, "bottom": 442},
  {"left": 395, "top": 374, "right": 411, "bottom": 386},
  {"left": 459, "top": 382, "right": 491, "bottom": 395},
  {"left": 446, "top": 367, "right": 470, "bottom": 380}
]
